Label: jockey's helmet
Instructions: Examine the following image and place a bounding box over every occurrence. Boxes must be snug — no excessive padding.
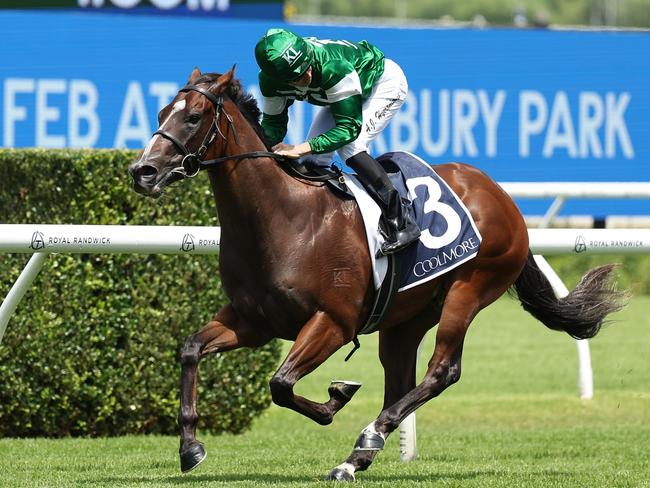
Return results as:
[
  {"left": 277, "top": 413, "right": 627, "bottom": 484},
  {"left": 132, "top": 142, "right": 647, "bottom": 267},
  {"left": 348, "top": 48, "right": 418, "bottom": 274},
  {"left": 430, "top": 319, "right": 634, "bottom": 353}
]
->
[{"left": 255, "top": 28, "right": 312, "bottom": 82}]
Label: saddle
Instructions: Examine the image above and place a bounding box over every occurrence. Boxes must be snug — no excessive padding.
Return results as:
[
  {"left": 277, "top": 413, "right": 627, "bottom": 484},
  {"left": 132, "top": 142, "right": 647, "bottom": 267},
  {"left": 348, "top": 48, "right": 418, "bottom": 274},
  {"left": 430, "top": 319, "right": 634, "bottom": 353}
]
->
[{"left": 281, "top": 158, "right": 355, "bottom": 198}]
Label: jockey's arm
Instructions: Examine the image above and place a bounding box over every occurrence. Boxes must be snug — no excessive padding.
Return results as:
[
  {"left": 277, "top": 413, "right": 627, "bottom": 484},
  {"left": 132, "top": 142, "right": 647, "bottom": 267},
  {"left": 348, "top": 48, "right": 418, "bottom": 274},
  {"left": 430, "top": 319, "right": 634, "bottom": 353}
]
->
[
  {"left": 261, "top": 97, "right": 293, "bottom": 147},
  {"left": 307, "top": 95, "right": 363, "bottom": 154},
  {"left": 271, "top": 96, "right": 363, "bottom": 159}
]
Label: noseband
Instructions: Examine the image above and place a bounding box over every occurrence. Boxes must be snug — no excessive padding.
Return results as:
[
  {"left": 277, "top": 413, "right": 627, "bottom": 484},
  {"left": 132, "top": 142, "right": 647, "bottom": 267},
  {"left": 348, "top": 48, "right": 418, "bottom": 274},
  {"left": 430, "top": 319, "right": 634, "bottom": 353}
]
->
[{"left": 152, "top": 84, "right": 281, "bottom": 179}]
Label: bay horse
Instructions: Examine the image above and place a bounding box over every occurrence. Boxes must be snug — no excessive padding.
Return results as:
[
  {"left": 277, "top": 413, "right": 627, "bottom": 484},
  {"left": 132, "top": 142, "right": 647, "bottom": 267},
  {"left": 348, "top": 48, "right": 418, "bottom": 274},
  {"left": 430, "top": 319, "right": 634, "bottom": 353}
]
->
[{"left": 129, "top": 67, "right": 624, "bottom": 481}]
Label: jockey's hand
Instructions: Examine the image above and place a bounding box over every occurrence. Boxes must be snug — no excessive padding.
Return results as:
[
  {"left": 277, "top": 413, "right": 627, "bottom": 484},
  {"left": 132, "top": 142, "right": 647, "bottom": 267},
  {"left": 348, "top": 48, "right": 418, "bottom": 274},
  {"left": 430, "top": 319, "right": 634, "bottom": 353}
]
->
[{"left": 272, "top": 142, "right": 312, "bottom": 159}]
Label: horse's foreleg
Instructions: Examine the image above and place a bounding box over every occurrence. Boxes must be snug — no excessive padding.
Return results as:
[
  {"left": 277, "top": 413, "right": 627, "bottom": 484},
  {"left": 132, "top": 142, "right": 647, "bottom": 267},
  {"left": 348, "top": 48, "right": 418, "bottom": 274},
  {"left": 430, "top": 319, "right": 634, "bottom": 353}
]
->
[
  {"left": 270, "top": 310, "right": 358, "bottom": 425},
  {"left": 328, "top": 309, "right": 438, "bottom": 481},
  {"left": 179, "top": 304, "right": 270, "bottom": 473}
]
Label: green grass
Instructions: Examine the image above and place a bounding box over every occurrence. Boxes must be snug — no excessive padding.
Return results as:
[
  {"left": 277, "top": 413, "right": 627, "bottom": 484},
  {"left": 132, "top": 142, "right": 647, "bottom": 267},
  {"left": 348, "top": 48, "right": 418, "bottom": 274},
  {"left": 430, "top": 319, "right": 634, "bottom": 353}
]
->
[{"left": 1, "top": 295, "right": 648, "bottom": 487}]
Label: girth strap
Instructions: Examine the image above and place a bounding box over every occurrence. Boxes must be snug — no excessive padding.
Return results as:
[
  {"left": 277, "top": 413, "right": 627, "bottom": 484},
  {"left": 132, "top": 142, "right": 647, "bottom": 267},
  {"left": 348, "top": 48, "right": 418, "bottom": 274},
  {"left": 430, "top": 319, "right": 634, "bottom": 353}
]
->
[{"left": 358, "top": 254, "right": 400, "bottom": 335}]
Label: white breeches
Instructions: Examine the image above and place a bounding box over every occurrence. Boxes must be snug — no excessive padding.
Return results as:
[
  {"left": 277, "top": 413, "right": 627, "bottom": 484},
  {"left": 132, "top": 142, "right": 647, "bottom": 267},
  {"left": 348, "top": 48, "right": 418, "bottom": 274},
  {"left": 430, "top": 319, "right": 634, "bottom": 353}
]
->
[{"left": 307, "top": 58, "right": 408, "bottom": 164}]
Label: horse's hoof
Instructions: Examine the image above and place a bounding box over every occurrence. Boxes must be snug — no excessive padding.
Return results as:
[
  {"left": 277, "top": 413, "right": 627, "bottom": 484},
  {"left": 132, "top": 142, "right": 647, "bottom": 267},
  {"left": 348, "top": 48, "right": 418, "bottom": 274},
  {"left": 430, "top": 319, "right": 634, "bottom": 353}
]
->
[
  {"left": 180, "top": 442, "right": 207, "bottom": 473},
  {"left": 329, "top": 380, "right": 362, "bottom": 402},
  {"left": 327, "top": 467, "right": 355, "bottom": 482}
]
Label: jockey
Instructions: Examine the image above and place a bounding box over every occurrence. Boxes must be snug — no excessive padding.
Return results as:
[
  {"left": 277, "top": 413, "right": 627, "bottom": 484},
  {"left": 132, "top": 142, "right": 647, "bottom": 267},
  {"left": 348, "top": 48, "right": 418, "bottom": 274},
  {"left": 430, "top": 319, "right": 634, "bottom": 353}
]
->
[{"left": 254, "top": 28, "right": 421, "bottom": 255}]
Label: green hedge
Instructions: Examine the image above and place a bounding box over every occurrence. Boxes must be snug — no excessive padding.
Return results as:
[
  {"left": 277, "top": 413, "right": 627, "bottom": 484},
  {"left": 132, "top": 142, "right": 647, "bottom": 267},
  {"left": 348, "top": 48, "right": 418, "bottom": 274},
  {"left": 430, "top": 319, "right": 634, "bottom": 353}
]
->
[{"left": 0, "top": 149, "right": 281, "bottom": 438}]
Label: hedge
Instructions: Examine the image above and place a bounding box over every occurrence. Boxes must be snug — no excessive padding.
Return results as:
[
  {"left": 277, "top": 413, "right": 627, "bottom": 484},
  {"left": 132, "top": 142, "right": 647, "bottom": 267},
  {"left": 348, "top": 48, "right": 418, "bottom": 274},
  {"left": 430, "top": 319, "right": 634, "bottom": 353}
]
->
[{"left": 0, "top": 149, "right": 281, "bottom": 438}]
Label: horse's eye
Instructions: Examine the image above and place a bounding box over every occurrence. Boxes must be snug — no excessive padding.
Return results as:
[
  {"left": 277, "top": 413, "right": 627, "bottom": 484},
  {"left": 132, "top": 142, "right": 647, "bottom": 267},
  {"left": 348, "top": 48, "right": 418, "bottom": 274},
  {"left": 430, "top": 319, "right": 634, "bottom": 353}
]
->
[{"left": 187, "top": 113, "right": 201, "bottom": 124}]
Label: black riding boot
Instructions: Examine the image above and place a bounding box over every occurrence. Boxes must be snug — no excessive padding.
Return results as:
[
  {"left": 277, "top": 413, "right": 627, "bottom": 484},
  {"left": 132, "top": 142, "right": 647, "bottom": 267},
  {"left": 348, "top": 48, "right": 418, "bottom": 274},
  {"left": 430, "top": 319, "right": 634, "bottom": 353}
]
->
[{"left": 346, "top": 152, "right": 421, "bottom": 255}]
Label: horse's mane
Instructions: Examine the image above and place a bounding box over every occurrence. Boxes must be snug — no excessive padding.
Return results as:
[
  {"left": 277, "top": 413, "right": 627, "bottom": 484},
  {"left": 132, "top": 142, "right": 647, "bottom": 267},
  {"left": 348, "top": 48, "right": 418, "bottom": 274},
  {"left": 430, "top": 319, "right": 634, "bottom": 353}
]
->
[{"left": 195, "top": 73, "right": 271, "bottom": 149}]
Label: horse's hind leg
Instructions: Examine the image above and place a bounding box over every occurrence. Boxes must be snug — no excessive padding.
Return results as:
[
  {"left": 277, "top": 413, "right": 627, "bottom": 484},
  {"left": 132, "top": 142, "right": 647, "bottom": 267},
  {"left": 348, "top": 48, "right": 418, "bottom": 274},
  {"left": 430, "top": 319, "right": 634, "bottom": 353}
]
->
[
  {"left": 179, "top": 304, "right": 270, "bottom": 473},
  {"left": 329, "top": 266, "right": 514, "bottom": 481},
  {"left": 269, "top": 310, "right": 359, "bottom": 425},
  {"left": 328, "top": 306, "right": 439, "bottom": 481}
]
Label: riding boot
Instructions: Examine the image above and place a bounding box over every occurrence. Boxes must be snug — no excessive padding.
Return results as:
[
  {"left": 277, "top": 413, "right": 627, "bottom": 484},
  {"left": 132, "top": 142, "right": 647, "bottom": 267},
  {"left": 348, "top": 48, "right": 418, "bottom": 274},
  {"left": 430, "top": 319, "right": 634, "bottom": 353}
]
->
[{"left": 346, "top": 152, "right": 421, "bottom": 255}]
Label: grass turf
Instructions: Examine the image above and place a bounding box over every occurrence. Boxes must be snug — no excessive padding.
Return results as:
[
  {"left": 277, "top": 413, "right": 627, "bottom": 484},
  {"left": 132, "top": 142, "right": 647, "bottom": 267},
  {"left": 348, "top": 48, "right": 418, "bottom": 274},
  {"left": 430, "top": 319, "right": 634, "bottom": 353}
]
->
[{"left": 1, "top": 294, "right": 648, "bottom": 487}]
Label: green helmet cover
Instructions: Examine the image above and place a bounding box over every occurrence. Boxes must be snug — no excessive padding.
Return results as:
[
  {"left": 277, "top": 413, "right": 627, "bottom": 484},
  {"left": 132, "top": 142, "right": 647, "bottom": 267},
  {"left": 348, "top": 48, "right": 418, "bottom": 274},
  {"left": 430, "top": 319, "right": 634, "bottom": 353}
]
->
[{"left": 255, "top": 28, "right": 312, "bottom": 82}]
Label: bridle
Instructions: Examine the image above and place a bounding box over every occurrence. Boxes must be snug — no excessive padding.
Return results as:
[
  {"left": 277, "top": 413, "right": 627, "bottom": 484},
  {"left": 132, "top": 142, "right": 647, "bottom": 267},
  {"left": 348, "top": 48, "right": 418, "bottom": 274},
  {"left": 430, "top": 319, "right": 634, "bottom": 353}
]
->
[
  {"left": 152, "top": 83, "right": 281, "bottom": 180},
  {"left": 151, "top": 82, "right": 336, "bottom": 185}
]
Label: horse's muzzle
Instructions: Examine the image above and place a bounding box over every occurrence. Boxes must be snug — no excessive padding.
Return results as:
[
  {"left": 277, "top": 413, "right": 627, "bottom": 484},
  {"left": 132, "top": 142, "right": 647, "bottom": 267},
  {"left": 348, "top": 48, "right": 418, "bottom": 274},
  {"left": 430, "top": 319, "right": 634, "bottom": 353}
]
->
[{"left": 129, "top": 162, "right": 161, "bottom": 197}]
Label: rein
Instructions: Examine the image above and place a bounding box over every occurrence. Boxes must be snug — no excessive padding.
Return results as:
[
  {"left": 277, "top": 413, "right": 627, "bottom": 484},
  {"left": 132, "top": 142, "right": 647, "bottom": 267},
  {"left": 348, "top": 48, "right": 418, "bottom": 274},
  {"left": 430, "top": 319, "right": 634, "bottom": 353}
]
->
[{"left": 153, "top": 83, "right": 334, "bottom": 183}]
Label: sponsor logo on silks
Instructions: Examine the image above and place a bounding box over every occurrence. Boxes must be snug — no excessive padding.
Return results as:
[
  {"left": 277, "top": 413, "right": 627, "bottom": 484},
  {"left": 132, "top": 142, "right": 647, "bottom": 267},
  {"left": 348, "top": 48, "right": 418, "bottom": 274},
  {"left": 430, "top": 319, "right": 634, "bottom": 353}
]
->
[
  {"left": 281, "top": 46, "right": 302, "bottom": 67},
  {"left": 30, "top": 231, "right": 45, "bottom": 250},
  {"left": 180, "top": 233, "right": 195, "bottom": 252},
  {"left": 574, "top": 235, "right": 587, "bottom": 253}
]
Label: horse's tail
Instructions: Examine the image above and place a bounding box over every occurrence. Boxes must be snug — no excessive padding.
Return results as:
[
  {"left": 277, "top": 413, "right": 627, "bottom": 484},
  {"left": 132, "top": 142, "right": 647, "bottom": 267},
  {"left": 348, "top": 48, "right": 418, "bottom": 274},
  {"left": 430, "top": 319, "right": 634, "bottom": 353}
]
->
[{"left": 509, "top": 251, "right": 627, "bottom": 339}]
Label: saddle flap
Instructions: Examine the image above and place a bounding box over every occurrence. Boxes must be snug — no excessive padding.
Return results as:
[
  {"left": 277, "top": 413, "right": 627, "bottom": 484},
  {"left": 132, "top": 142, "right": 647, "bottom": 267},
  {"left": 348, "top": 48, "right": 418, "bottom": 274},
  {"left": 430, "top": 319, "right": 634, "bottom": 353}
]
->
[{"left": 351, "top": 151, "right": 483, "bottom": 293}]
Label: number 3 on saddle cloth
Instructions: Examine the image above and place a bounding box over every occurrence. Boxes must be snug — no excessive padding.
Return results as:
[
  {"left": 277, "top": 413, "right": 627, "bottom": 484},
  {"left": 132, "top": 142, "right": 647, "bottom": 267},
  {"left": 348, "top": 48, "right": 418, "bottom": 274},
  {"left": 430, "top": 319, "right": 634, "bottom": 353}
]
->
[{"left": 343, "top": 151, "right": 483, "bottom": 335}]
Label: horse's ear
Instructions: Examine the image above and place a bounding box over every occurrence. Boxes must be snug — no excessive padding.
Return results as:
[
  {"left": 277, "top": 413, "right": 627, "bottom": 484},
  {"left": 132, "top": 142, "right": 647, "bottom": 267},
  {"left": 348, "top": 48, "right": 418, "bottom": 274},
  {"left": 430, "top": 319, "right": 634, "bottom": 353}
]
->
[
  {"left": 188, "top": 67, "right": 202, "bottom": 84},
  {"left": 211, "top": 66, "right": 236, "bottom": 94},
  {"left": 218, "top": 65, "right": 236, "bottom": 86}
]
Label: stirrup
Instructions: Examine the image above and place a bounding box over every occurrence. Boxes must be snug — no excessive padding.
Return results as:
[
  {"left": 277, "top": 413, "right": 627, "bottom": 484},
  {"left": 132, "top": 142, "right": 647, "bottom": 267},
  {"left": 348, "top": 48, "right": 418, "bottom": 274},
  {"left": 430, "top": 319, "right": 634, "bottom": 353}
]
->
[{"left": 379, "top": 222, "right": 421, "bottom": 256}]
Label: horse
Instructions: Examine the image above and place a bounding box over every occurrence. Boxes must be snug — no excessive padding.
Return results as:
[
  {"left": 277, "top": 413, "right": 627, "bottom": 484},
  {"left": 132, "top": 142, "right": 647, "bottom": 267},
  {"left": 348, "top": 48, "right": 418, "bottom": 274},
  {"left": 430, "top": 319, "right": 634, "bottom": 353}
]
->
[{"left": 128, "top": 67, "right": 625, "bottom": 481}]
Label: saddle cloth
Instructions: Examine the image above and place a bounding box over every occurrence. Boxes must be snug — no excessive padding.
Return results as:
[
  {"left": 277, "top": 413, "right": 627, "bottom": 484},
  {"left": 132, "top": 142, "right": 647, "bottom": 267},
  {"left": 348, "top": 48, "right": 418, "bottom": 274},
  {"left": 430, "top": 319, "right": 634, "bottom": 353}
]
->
[{"left": 345, "top": 151, "right": 482, "bottom": 293}]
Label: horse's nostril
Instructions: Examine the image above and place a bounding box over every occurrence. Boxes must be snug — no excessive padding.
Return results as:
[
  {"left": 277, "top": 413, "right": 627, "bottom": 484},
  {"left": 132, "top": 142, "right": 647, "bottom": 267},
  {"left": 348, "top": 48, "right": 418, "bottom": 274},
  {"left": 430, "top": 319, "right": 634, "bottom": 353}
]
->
[{"left": 133, "top": 164, "right": 158, "bottom": 179}]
